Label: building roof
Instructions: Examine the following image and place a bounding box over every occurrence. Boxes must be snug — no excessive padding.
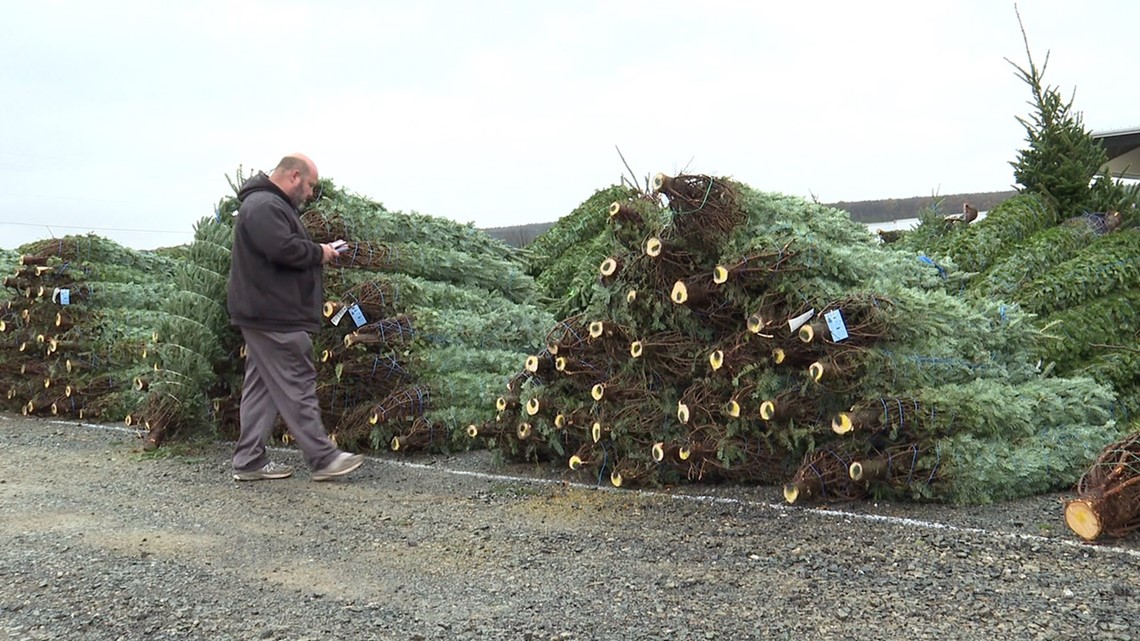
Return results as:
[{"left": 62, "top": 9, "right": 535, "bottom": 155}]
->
[{"left": 1093, "top": 126, "right": 1140, "bottom": 179}]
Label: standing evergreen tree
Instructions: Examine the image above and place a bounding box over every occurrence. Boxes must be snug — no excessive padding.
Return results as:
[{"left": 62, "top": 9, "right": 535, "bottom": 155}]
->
[{"left": 1008, "top": 8, "right": 1137, "bottom": 218}]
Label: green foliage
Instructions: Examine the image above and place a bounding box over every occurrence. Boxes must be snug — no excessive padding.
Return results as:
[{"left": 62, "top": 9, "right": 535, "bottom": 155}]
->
[
  {"left": 926, "top": 422, "right": 1120, "bottom": 504},
  {"left": 300, "top": 182, "right": 540, "bottom": 306},
  {"left": 0, "top": 249, "right": 18, "bottom": 306},
  {"left": 326, "top": 271, "right": 553, "bottom": 350},
  {"left": 135, "top": 215, "right": 242, "bottom": 441},
  {"left": 871, "top": 377, "right": 1114, "bottom": 442},
  {"left": 969, "top": 222, "right": 1100, "bottom": 300},
  {"left": 337, "top": 241, "right": 535, "bottom": 303},
  {"left": 855, "top": 376, "right": 1120, "bottom": 504},
  {"left": 526, "top": 185, "right": 637, "bottom": 275},
  {"left": 0, "top": 248, "right": 18, "bottom": 271},
  {"left": 303, "top": 183, "right": 519, "bottom": 261},
  {"left": 415, "top": 305, "right": 552, "bottom": 353},
  {"left": 147, "top": 340, "right": 214, "bottom": 389},
  {"left": 1080, "top": 341, "right": 1140, "bottom": 391},
  {"left": 536, "top": 232, "right": 611, "bottom": 321},
  {"left": 1035, "top": 287, "right": 1140, "bottom": 375},
  {"left": 1088, "top": 172, "right": 1140, "bottom": 215},
  {"left": 17, "top": 235, "right": 176, "bottom": 276},
  {"left": 65, "top": 280, "right": 178, "bottom": 311},
  {"left": 526, "top": 185, "right": 652, "bottom": 319},
  {"left": 942, "top": 193, "right": 1057, "bottom": 274},
  {"left": 888, "top": 199, "right": 955, "bottom": 255},
  {"left": 724, "top": 192, "right": 952, "bottom": 297},
  {"left": 1015, "top": 229, "right": 1140, "bottom": 316}
]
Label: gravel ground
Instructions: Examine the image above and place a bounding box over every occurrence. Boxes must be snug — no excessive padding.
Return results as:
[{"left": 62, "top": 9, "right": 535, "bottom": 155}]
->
[{"left": 1, "top": 412, "right": 1138, "bottom": 641}]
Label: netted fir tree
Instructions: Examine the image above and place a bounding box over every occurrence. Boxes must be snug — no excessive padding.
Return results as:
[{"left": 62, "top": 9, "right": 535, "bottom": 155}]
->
[
  {"left": 968, "top": 213, "right": 1121, "bottom": 301},
  {"left": 524, "top": 184, "right": 640, "bottom": 319},
  {"left": 134, "top": 215, "right": 243, "bottom": 448}
]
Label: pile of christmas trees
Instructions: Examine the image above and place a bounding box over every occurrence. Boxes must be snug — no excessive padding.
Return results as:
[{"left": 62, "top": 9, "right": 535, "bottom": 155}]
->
[
  {"left": 0, "top": 235, "right": 177, "bottom": 423},
  {"left": 484, "top": 172, "right": 1120, "bottom": 504},
  {"left": 0, "top": 178, "right": 555, "bottom": 456}
]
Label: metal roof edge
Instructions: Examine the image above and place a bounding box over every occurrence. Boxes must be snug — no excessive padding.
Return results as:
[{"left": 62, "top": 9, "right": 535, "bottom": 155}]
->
[{"left": 1092, "top": 126, "right": 1140, "bottom": 138}]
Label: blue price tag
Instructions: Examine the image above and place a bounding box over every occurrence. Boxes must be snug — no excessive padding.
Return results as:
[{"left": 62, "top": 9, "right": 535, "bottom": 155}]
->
[
  {"left": 824, "top": 309, "right": 848, "bottom": 342},
  {"left": 348, "top": 304, "right": 367, "bottom": 328},
  {"left": 59, "top": 289, "right": 70, "bottom": 305}
]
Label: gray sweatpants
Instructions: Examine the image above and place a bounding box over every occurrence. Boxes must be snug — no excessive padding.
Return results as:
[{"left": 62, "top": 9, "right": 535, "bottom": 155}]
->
[{"left": 233, "top": 328, "right": 338, "bottom": 473}]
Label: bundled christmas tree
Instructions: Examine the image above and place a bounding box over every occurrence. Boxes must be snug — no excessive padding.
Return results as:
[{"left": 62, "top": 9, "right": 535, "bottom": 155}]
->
[
  {"left": 811, "top": 376, "right": 1115, "bottom": 503},
  {"left": 525, "top": 185, "right": 639, "bottom": 319},
  {"left": 132, "top": 214, "right": 242, "bottom": 449},
  {"left": 0, "top": 249, "right": 17, "bottom": 281}
]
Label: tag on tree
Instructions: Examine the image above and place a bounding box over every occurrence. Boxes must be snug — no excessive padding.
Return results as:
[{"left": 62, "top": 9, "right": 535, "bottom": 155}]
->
[
  {"left": 824, "top": 309, "right": 848, "bottom": 342},
  {"left": 788, "top": 308, "right": 815, "bottom": 333},
  {"left": 348, "top": 304, "right": 367, "bottom": 327}
]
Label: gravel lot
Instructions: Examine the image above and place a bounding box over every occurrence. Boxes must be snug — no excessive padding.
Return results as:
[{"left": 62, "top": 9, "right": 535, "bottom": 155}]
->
[{"left": 1, "top": 412, "right": 1138, "bottom": 641}]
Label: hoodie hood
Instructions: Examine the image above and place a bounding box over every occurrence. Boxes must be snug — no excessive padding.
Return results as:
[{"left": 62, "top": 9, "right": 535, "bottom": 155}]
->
[{"left": 238, "top": 172, "right": 295, "bottom": 210}]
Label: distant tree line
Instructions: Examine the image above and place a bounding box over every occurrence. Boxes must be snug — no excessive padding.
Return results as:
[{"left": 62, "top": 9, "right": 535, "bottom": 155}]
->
[
  {"left": 832, "top": 190, "right": 1018, "bottom": 224},
  {"left": 482, "top": 190, "right": 1019, "bottom": 248}
]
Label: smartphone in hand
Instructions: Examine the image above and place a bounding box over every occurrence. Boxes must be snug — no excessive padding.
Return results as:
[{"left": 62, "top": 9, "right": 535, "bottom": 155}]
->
[{"left": 331, "top": 240, "right": 349, "bottom": 253}]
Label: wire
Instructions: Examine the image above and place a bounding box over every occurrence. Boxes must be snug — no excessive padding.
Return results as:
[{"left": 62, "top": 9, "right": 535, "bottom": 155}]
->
[{"left": 0, "top": 221, "right": 191, "bottom": 235}]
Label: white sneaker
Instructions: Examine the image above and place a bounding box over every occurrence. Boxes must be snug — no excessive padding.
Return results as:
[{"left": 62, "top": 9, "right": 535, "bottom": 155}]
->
[
  {"left": 311, "top": 452, "right": 364, "bottom": 482},
  {"left": 233, "top": 461, "right": 294, "bottom": 481}
]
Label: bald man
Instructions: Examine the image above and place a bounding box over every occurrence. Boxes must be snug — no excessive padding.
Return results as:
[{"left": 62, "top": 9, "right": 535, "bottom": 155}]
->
[{"left": 226, "top": 154, "right": 364, "bottom": 482}]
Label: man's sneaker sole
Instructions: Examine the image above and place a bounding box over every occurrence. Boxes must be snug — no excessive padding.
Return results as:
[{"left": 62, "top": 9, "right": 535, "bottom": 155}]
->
[
  {"left": 311, "top": 454, "right": 364, "bottom": 481},
  {"left": 233, "top": 467, "right": 294, "bottom": 481}
]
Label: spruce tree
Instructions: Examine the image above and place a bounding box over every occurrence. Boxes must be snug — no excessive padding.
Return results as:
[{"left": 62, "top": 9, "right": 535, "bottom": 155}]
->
[{"left": 1008, "top": 8, "right": 1136, "bottom": 218}]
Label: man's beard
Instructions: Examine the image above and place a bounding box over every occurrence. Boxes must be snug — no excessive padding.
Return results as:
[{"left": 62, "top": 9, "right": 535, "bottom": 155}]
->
[{"left": 289, "top": 185, "right": 305, "bottom": 209}]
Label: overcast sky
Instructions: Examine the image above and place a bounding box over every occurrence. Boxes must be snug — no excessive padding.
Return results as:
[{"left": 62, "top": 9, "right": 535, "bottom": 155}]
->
[{"left": 1, "top": 1, "right": 1136, "bottom": 251}]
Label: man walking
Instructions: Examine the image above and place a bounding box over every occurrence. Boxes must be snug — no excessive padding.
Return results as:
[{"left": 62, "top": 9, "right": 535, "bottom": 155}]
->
[{"left": 226, "top": 153, "right": 364, "bottom": 482}]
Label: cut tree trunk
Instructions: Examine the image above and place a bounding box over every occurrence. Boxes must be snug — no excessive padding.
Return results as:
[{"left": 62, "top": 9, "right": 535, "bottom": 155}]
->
[{"left": 1064, "top": 432, "right": 1140, "bottom": 541}]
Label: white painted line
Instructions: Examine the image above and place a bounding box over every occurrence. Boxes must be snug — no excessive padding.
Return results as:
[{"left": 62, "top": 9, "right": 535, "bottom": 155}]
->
[{"left": 41, "top": 418, "right": 1140, "bottom": 560}]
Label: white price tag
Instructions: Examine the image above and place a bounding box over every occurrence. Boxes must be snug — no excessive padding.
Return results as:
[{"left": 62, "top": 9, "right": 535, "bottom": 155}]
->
[
  {"left": 348, "top": 304, "right": 367, "bottom": 327},
  {"left": 824, "top": 309, "right": 848, "bottom": 342}
]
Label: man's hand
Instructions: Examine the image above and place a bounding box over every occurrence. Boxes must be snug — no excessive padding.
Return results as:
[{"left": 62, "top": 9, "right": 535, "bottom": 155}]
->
[
  {"left": 319, "top": 240, "right": 349, "bottom": 264},
  {"left": 319, "top": 243, "right": 340, "bottom": 264}
]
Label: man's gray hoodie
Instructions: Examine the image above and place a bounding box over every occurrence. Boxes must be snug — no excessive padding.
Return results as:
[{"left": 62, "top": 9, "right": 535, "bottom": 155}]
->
[{"left": 226, "top": 172, "right": 324, "bottom": 333}]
